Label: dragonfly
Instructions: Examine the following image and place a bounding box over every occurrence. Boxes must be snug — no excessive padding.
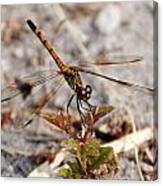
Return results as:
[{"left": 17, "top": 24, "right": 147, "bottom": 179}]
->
[{"left": 1, "top": 19, "right": 154, "bottom": 126}]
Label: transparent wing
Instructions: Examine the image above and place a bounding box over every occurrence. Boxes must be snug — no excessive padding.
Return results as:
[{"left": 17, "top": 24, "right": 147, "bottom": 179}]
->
[
  {"left": 1, "top": 69, "right": 61, "bottom": 102},
  {"left": 77, "top": 67, "right": 154, "bottom": 95},
  {"left": 1, "top": 87, "right": 20, "bottom": 102},
  {"left": 20, "top": 69, "right": 60, "bottom": 86},
  {"left": 10, "top": 76, "right": 65, "bottom": 128},
  {"left": 77, "top": 55, "right": 143, "bottom": 68}
]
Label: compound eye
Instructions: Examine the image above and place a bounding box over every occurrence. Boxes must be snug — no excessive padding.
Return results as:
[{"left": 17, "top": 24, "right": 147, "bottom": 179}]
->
[
  {"left": 82, "top": 89, "right": 86, "bottom": 96},
  {"left": 86, "top": 92, "right": 91, "bottom": 100},
  {"left": 86, "top": 85, "right": 92, "bottom": 93}
]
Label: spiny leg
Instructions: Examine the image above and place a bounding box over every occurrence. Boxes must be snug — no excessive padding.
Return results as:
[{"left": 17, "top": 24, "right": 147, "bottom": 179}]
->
[{"left": 66, "top": 94, "right": 75, "bottom": 115}]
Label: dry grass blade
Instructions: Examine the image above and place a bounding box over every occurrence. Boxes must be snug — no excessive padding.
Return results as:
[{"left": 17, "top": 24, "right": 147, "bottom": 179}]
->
[
  {"left": 101, "top": 128, "right": 153, "bottom": 153},
  {"left": 127, "top": 108, "right": 144, "bottom": 180}
]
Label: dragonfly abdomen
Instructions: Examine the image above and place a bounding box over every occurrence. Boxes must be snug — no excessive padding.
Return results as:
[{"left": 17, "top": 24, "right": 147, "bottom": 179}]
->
[{"left": 27, "top": 19, "right": 66, "bottom": 72}]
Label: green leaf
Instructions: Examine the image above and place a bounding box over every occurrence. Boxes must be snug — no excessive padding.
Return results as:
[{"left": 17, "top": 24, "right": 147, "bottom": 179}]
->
[
  {"left": 97, "top": 105, "right": 114, "bottom": 114},
  {"left": 93, "top": 105, "right": 115, "bottom": 122},
  {"left": 61, "top": 139, "right": 82, "bottom": 166},
  {"left": 58, "top": 162, "right": 83, "bottom": 179},
  {"left": 90, "top": 146, "right": 115, "bottom": 169},
  {"left": 83, "top": 139, "right": 100, "bottom": 157},
  {"left": 61, "top": 139, "right": 80, "bottom": 152},
  {"left": 79, "top": 139, "right": 100, "bottom": 169},
  {"left": 69, "top": 162, "right": 81, "bottom": 174},
  {"left": 57, "top": 168, "right": 72, "bottom": 178}
]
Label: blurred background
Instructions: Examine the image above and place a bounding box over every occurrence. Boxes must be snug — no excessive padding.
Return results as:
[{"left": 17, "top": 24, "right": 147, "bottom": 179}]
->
[{"left": 1, "top": 1, "right": 156, "bottom": 179}]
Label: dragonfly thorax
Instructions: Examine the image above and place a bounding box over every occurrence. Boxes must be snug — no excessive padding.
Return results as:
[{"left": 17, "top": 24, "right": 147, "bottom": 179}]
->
[
  {"left": 63, "top": 67, "right": 83, "bottom": 91},
  {"left": 63, "top": 67, "right": 92, "bottom": 101}
]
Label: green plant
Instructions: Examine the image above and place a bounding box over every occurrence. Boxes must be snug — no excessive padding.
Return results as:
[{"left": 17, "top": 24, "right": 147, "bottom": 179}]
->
[
  {"left": 58, "top": 138, "right": 118, "bottom": 179},
  {"left": 37, "top": 105, "right": 119, "bottom": 179}
]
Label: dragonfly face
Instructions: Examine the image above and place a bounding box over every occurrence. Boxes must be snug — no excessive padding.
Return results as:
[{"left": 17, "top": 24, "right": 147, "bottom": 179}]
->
[{"left": 76, "top": 84, "right": 92, "bottom": 102}]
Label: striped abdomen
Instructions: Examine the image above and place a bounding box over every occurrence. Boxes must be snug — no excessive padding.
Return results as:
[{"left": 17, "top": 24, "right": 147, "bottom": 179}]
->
[{"left": 27, "top": 19, "right": 65, "bottom": 71}]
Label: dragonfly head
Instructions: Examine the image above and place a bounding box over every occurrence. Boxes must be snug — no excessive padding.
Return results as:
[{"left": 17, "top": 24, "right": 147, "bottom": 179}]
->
[{"left": 78, "top": 84, "right": 92, "bottom": 101}]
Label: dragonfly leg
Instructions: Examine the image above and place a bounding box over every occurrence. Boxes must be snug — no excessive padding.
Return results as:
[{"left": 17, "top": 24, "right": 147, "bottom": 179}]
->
[
  {"left": 14, "top": 117, "right": 34, "bottom": 129},
  {"left": 23, "top": 117, "right": 34, "bottom": 128},
  {"left": 84, "top": 100, "right": 96, "bottom": 111},
  {"left": 79, "top": 99, "right": 90, "bottom": 111},
  {"left": 77, "top": 97, "right": 85, "bottom": 123},
  {"left": 66, "top": 94, "right": 75, "bottom": 115}
]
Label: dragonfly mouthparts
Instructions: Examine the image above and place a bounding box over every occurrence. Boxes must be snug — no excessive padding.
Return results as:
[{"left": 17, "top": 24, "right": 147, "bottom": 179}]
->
[{"left": 27, "top": 19, "right": 36, "bottom": 32}]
